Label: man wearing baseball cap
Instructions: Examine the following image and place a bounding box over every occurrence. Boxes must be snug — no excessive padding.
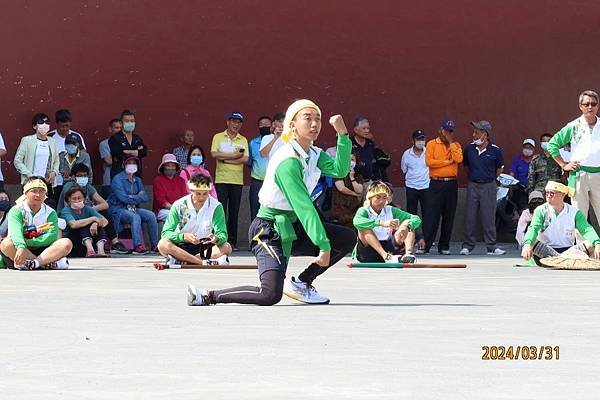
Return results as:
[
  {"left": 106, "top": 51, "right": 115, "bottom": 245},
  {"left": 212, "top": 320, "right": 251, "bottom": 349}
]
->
[
  {"left": 460, "top": 120, "right": 505, "bottom": 255},
  {"left": 210, "top": 112, "right": 249, "bottom": 250},
  {"left": 423, "top": 119, "right": 462, "bottom": 255},
  {"left": 507, "top": 138, "right": 536, "bottom": 213},
  {"left": 401, "top": 129, "right": 429, "bottom": 252}
]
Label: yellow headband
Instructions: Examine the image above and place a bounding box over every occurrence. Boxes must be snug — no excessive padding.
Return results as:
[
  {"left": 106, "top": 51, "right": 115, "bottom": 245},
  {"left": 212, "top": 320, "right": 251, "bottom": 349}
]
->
[
  {"left": 545, "top": 181, "right": 574, "bottom": 197},
  {"left": 364, "top": 185, "right": 393, "bottom": 207},
  {"left": 281, "top": 99, "right": 322, "bottom": 144},
  {"left": 188, "top": 181, "right": 212, "bottom": 192},
  {"left": 23, "top": 179, "right": 48, "bottom": 194}
]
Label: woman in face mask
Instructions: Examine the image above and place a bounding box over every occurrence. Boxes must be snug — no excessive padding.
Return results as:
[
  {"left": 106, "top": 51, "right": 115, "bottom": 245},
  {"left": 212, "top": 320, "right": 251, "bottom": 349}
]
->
[
  {"left": 13, "top": 113, "right": 60, "bottom": 193},
  {"left": 153, "top": 153, "right": 188, "bottom": 222},
  {"left": 180, "top": 146, "right": 217, "bottom": 198},
  {"left": 107, "top": 156, "right": 159, "bottom": 255},
  {"left": 0, "top": 190, "right": 12, "bottom": 239},
  {"left": 59, "top": 186, "right": 109, "bottom": 257}
]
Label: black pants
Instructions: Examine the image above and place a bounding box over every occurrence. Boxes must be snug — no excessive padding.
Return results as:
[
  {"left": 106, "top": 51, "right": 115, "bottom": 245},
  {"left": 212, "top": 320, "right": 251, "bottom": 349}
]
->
[
  {"left": 63, "top": 225, "right": 106, "bottom": 257},
  {"left": 423, "top": 180, "right": 457, "bottom": 252},
  {"left": 405, "top": 187, "right": 428, "bottom": 241},
  {"left": 99, "top": 209, "right": 117, "bottom": 241},
  {"left": 210, "top": 217, "right": 355, "bottom": 305},
  {"left": 215, "top": 183, "right": 243, "bottom": 246}
]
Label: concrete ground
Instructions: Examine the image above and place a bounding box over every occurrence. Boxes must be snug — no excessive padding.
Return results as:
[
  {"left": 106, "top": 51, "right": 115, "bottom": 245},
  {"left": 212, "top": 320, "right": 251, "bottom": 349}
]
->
[{"left": 0, "top": 243, "right": 598, "bottom": 399}]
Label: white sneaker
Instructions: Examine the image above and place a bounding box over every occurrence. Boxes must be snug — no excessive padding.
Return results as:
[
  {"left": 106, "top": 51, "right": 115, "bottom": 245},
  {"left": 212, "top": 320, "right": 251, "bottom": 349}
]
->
[
  {"left": 415, "top": 249, "right": 425, "bottom": 255},
  {"left": 215, "top": 255, "right": 229, "bottom": 265},
  {"left": 385, "top": 253, "right": 400, "bottom": 263},
  {"left": 187, "top": 284, "right": 210, "bottom": 306},
  {"left": 440, "top": 250, "right": 451, "bottom": 255},
  {"left": 283, "top": 277, "right": 330, "bottom": 304},
  {"left": 459, "top": 248, "right": 471, "bottom": 255},
  {"left": 400, "top": 254, "right": 417, "bottom": 264},
  {"left": 487, "top": 248, "right": 506, "bottom": 256},
  {"left": 166, "top": 255, "right": 182, "bottom": 268},
  {"left": 54, "top": 257, "right": 69, "bottom": 270}
]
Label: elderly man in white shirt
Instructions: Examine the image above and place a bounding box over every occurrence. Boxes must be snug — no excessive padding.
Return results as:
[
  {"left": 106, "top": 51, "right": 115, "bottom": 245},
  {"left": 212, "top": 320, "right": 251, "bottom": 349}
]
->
[{"left": 400, "top": 130, "right": 430, "bottom": 253}]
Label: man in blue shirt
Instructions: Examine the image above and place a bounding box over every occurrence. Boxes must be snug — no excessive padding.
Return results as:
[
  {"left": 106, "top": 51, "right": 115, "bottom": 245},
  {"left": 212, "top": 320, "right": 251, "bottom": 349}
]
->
[
  {"left": 247, "top": 115, "right": 272, "bottom": 221},
  {"left": 460, "top": 121, "right": 506, "bottom": 255}
]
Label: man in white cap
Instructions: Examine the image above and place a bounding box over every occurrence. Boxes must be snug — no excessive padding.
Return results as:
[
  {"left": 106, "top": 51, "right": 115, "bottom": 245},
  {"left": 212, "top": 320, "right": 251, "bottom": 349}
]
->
[{"left": 0, "top": 177, "right": 71, "bottom": 269}]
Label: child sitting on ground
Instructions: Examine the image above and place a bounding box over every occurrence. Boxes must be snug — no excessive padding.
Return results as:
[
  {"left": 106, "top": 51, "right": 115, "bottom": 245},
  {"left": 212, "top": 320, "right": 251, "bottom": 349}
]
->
[
  {"left": 60, "top": 185, "right": 109, "bottom": 257},
  {"left": 353, "top": 181, "right": 422, "bottom": 263},
  {"left": 157, "top": 173, "right": 232, "bottom": 266}
]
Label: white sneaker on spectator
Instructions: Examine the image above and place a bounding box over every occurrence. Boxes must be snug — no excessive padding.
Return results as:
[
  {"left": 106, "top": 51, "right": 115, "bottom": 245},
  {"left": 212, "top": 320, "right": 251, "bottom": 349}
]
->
[
  {"left": 487, "top": 248, "right": 506, "bottom": 256},
  {"left": 459, "top": 248, "right": 471, "bottom": 255},
  {"left": 283, "top": 277, "right": 330, "bottom": 304},
  {"left": 187, "top": 284, "right": 209, "bottom": 306},
  {"left": 440, "top": 250, "right": 451, "bottom": 255},
  {"left": 415, "top": 249, "right": 425, "bottom": 255}
]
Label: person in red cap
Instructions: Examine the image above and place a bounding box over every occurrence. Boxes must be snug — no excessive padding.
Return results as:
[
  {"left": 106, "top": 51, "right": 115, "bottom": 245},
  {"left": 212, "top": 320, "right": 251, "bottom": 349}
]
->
[{"left": 153, "top": 153, "right": 187, "bottom": 222}]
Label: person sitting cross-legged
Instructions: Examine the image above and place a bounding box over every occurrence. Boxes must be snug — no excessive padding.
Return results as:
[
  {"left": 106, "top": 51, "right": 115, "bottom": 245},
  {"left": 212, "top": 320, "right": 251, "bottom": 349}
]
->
[
  {"left": 157, "top": 173, "right": 232, "bottom": 266},
  {"left": 521, "top": 180, "right": 600, "bottom": 265},
  {"left": 353, "top": 181, "right": 421, "bottom": 264},
  {"left": 0, "top": 177, "right": 71, "bottom": 270},
  {"left": 60, "top": 185, "right": 109, "bottom": 257}
]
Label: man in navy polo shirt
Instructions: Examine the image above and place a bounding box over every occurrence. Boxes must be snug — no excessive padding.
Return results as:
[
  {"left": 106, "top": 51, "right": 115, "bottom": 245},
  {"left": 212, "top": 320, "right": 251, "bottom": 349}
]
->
[{"left": 460, "top": 121, "right": 506, "bottom": 255}]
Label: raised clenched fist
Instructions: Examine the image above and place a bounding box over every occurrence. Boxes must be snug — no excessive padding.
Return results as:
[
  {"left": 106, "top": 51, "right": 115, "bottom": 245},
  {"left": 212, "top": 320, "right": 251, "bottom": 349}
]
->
[{"left": 329, "top": 115, "right": 348, "bottom": 135}]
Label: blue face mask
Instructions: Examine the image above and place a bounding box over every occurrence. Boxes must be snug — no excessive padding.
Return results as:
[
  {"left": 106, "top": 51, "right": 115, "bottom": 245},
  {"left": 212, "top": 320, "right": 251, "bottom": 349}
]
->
[
  {"left": 123, "top": 121, "right": 135, "bottom": 132},
  {"left": 65, "top": 144, "right": 78, "bottom": 155},
  {"left": 0, "top": 199, "right": 10, "bottom": 211},
  {"left": 190, "top": 155, "right": 203, "bottom": 166},
  {"left": 75, "top": 177, "right": 89, "bottom": 187}
]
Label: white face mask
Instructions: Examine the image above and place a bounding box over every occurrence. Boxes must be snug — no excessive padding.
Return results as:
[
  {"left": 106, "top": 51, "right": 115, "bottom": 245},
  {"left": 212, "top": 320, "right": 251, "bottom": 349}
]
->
[
  {"left": 473, "top": 138, "right": 483, "bottom": 146},
  {"left": 350, "top": 161, "right": 356, "bottom": 170},
  {"left": 75, "top": 177, "right": 89, "bottom": 186},
  {"left": 540, "top": 142, "right": 549, "bottom": 151},
  {"left": 522, "top": 148, "right": 534, "bottom": 157},
  {"left": 125, "top": 164, "right": 138, "bottom": 174},
  {"left": 415, "top": 141, "right": 425, "bottom": 149},
  {"left": 36, "top": 123, "right": 50, "bottom": 135}
]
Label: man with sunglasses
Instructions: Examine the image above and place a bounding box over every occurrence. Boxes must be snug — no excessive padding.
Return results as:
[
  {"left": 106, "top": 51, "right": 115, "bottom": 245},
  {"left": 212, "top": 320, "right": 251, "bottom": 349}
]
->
[
  {"left": 14, "top": 113, "right": 60, "bottom": 198},
  {"left": 548, "top": 90, "right": 600, "bottom": 221}
]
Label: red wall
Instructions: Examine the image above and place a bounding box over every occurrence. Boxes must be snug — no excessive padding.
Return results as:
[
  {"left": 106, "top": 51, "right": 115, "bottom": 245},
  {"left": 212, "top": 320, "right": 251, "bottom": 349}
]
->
[{"left": 1, "top": 0, "right": 599, "bottom": 185}]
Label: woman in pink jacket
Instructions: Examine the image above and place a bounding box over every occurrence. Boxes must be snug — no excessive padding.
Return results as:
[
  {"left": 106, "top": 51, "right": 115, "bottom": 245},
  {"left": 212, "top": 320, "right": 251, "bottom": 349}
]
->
[{"left": 179, "top": 145, "right": 217, "bottom": 198}]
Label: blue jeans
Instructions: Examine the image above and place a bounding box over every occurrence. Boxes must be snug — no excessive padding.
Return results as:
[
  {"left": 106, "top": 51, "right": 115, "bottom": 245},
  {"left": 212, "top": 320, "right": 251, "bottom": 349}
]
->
[{"left": 119, "top": 208, "right": 159, "bottom": 247}]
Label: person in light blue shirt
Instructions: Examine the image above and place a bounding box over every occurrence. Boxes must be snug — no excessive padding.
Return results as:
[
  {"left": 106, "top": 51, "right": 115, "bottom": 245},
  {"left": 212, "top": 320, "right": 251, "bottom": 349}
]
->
[{"left": 247, "top": 115, "right": 272, "bottom": 221}]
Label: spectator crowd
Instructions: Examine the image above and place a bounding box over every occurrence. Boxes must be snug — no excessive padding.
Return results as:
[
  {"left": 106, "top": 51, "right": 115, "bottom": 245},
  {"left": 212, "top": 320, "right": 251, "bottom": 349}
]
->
[{"left": 1, "top": 89, "right": 600, "bottom": 269}]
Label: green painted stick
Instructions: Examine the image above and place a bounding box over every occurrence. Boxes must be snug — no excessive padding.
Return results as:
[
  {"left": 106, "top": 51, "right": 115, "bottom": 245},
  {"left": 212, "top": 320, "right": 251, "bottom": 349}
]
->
[{"left": 347, "top": 262, "right": 466, "bottom": 269}]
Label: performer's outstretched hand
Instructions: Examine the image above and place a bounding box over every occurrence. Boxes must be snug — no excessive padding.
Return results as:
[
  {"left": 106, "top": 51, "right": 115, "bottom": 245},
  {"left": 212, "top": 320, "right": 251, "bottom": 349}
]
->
[
  {"left": 521, "top": 244, "right": 533, "bottom": 260},
  {"left": 329, "top": 115, "right": 348, "bottom": 135},
  {"left": 314, "top": 250, "right": 330, "bottom": 267}
]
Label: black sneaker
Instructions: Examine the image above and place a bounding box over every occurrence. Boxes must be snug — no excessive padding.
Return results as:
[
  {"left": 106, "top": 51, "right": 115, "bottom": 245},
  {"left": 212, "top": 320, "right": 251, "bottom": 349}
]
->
[{"left": 110, "top": 242, "right": 131, "bottom": 254}]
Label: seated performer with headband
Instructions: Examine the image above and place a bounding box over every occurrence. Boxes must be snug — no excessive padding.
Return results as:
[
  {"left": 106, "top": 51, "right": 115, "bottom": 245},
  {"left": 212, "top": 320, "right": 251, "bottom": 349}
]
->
[
  {"left": 187, "top": 99, "right": 355, "bottom": 306},
  {"left": 521, "top": 180, "right": 600, "bottom": 264},
  {"left": 0, "top": 177, "right": 72, "bottom": 269},
  {"left": 157, "top": 173, "right": 231, "bottom": 266},
  {"left": 353, "top": 181, "right": 421, "bottom": 263}
]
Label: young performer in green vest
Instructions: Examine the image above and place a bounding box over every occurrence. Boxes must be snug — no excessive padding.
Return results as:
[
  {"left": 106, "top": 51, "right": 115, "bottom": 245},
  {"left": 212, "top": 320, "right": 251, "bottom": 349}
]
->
[
  {"left": 0, "top": 177, "right": 72, "bottom": 269},
  {"left": 353, "top": 181, "right": 422, "bottom": 263},
  {"left": 521, "top": 181, "right": 600, "bottom": 264},
  {"left": 187, "top": 99, "right": 355, "bottom": 306},
  {"left": 157, "top": 173, "right": 232, "bottom": 266}
]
